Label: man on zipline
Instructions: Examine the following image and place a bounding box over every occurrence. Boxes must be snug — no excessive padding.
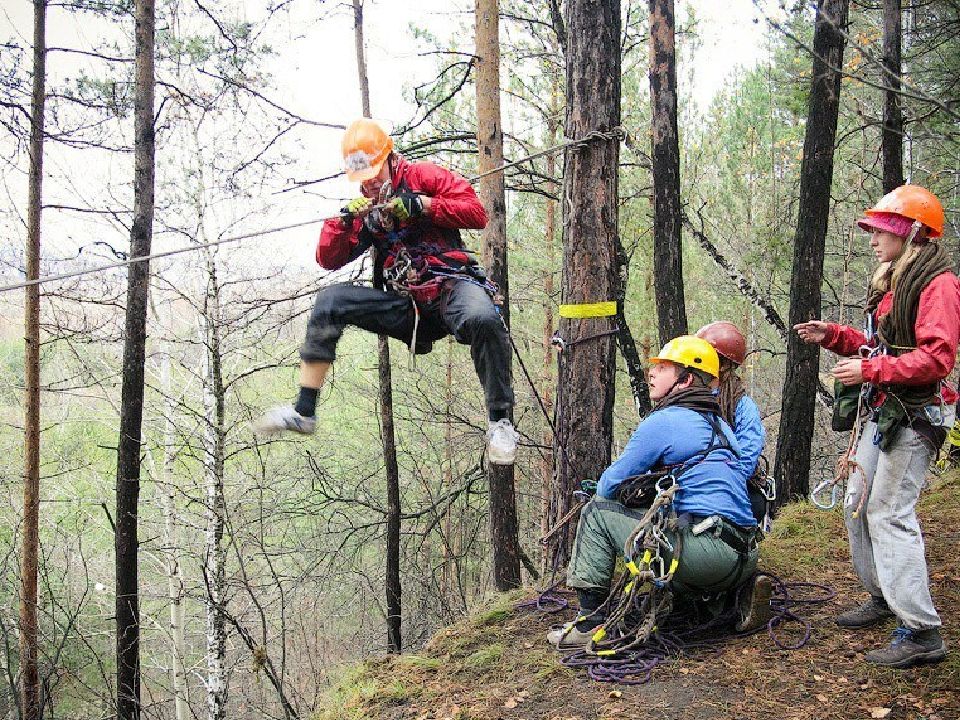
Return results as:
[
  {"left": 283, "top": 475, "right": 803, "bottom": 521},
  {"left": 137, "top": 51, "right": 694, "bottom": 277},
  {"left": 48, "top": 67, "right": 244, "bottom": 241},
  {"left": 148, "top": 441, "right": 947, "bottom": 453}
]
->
[
  {"left": 547, "top": 336, "right": 770, "bottom": 649},
  {"left": 254, "top": 118, "right": 519, "bottom": 464}
]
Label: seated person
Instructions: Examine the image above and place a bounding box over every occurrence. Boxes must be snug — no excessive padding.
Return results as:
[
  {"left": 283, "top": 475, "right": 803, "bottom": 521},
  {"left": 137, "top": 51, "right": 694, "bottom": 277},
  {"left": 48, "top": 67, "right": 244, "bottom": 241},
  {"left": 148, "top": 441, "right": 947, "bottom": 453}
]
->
[
  {"left": 695, "top": 322, "right": 768, "bottom": 525},
  {"left": 547, "top": 336, "right": 769, "bottom": 649}
]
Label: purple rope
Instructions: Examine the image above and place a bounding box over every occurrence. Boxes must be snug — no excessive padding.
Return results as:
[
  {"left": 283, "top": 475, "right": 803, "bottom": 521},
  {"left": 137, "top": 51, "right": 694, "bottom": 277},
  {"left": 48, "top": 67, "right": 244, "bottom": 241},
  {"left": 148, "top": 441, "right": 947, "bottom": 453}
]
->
[
  {"left": 523, "top": 573, "right": 836, "bottom": 685},
  {"left": 515, "top": 582, "right": 574, "bottom": 614}
]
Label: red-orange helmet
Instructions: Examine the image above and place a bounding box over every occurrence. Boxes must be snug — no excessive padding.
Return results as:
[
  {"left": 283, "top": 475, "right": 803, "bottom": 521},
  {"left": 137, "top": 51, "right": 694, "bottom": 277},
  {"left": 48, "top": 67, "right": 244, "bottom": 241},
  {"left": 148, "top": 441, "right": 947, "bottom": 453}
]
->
[
  {"left": 341, "top": 118, "right": 394, "bottom": 183},
  {"left": 696, "top": 321, "right": 747, "bottom": 366},
  {"left": 859, "top": 184, "right": 944, "bottom": 239}
]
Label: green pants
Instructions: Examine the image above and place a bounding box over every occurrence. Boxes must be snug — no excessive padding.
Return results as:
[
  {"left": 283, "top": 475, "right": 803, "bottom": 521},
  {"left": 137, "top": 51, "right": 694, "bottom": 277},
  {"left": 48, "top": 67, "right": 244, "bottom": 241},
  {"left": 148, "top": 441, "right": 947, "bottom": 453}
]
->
[{"left": 567, "top": 497, "right": 758, "bottom": 596}]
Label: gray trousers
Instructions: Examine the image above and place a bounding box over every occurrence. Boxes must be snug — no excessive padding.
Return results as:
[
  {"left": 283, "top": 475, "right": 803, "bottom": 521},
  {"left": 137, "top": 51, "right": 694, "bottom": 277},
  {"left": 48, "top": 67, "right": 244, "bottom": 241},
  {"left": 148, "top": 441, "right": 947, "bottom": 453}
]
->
[{"left": 845, "top": 420, "right": 941, "bottom": 630}]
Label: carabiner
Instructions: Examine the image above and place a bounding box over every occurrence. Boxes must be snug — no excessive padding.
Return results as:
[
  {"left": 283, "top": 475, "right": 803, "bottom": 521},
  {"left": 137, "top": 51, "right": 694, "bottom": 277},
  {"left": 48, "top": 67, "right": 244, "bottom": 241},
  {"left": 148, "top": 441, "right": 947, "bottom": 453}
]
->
[
  {"left": 762, "top": 476, "right": 777, "bottom": 502},
  {"left": 810, "top": 479, "right": 841, "bottom": 510},
  {"left": 655, "top": 473, "right": 676, "bottom": 495}
]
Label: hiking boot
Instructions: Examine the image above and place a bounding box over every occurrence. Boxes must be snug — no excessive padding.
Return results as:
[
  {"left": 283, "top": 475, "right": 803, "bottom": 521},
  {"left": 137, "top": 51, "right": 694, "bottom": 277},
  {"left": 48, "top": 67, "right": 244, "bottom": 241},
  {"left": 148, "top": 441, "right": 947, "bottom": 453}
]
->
[
  {"left": 251, "top": 405, "right": 317, "bottom": 436},
  {"left": 736, "top": 574, "right": 773, "bottom": 632},
  {"left": 546, "top": 621, "right": 598, "bottom": 650},
  {"left": 864, "top": 627, "right": 948, "bottom": 669},
  {"left": 487, "top": 418, "right": 519, "bottom": 465},
  {"left": 835, "top": 595, "right": 894, "bottom": 629}
]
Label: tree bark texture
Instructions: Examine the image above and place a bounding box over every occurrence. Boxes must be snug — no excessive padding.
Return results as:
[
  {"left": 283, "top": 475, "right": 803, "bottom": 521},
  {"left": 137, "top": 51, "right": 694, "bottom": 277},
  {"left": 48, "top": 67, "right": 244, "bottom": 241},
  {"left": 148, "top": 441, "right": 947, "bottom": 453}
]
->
[
  {"left": 352, "top": 0, "right": 403, "bottom": 651},
  {"left": 475, "top": 0, "right": 521, "bottom": 590},
  {"left": 20, "top": 2, "right": 46, "bottom": 718},
  {"left": 116, "top": 1, "right": 154, "bottom": 716},
  {"left": 882, "top": 0, "right": 904, "bottom": 192},
  {"left": 202, "top": 257, "right": 228, "bottom": 720},
  {"left": 648, "top": 0, "right": 687, "bottom": 344},
  {"left": 773, "top": 0, "right": 849, "bottom": 506},
  {"left": 552, "top": 0, "right": 621, "bottom": 566}
]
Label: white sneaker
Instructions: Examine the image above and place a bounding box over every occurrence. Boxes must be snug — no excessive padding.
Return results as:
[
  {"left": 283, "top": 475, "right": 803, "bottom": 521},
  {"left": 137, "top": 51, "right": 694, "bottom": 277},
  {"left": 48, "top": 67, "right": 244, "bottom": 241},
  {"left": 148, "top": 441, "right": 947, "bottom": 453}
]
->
[
  {"left": 486, "top": 418, "right": 518, "bottom": 465},
  {"left": 251, "top": 406, "right": 317, "bottom": 436},
  {"left": 546, "top": 621, "right": 596, "bottom": 649}
]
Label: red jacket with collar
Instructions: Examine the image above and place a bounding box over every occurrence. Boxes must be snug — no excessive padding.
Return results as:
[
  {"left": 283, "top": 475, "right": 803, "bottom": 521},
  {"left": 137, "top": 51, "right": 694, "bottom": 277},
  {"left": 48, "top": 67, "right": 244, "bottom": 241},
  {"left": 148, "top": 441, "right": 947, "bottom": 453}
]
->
[
  {"left": 821, "top": 270, "right": 960, "bottom": 404},
  {"left": 316, "top": 155, "right": 487, "bottom": 270}
]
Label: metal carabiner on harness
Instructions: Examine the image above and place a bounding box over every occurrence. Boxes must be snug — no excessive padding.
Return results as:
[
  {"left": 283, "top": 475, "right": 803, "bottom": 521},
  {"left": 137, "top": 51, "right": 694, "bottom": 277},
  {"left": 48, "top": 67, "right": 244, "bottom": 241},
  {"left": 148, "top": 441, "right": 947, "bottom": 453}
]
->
[
  {"left": 655, "top": 474, "right": 676, "bottom": 496},
  {"left": 762, "top": 475, "right": 777, "bottom": 502},
  {"left": 810, "top": 478, "right": 841, "bottom": 510}
]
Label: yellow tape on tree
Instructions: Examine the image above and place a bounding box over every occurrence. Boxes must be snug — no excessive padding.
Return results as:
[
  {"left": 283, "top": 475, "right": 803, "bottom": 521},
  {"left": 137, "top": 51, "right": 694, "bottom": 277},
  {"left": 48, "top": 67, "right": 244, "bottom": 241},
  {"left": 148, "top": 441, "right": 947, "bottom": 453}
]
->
[{"left": 558, "top": 301, "right": 617, "bottom": 319}]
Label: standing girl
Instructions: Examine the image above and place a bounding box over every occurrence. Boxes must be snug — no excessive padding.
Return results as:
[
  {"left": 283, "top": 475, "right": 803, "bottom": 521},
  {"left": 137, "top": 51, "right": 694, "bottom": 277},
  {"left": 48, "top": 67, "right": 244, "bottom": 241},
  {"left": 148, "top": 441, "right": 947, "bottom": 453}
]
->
[{"left": 795, "top": 184, "right": 959, "bottom": 668}]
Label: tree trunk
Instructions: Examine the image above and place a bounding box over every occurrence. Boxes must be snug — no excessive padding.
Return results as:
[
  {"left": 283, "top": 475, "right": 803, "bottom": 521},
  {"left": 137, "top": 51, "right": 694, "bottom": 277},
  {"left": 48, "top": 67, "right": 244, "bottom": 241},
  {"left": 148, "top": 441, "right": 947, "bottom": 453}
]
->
[
  {"left": 201, "top": 255, "right": 228, "bottom": 720},
  {"left": 475, "top": 0, "right": 521, "bottom": 591},
  {"left": 116, "top": 0, "right": 155, "bottom": 716},
  {"left": 773, "top": 0, "right": 849, "bottom": 506},
  {"left": 20, "top": 2, "right": 46, "bottom": 718},
  {"left": 882, "top": 0, "right": 904, "bottom": 192},
  {"left": 158, "top": 338, "right": 189, "bottom": 720},
  {"left": 352, "top": 0, "right": 402, "bottom": 651},
  {"left": 552, "top": 0, "right": 621, "bottom": 566},
  {"left": 648, "top": 0, "right": 687, "bottom": 344}
]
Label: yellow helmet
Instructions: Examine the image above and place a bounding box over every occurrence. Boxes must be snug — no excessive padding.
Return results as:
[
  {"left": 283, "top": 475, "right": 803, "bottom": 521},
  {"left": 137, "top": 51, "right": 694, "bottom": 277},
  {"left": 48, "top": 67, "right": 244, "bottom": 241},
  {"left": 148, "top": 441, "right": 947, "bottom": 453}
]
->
[{"left": 650, "top": 335, "right": 720, "bottom": 379}]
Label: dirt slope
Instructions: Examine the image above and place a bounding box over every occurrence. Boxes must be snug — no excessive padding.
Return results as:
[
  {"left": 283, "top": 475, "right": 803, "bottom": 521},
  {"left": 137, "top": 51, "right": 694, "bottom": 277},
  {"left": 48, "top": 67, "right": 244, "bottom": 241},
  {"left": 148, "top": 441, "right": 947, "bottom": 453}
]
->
[{"left": 318, "top": 471, "right": 960, "bottom": 720}]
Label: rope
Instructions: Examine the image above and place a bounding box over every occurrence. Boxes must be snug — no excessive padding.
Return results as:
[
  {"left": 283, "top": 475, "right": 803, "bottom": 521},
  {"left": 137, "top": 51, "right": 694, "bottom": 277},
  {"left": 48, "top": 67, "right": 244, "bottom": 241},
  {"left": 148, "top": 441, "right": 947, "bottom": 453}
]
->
[
  {"left": 1, "top": 127, "right": 626, "bottom": 295},
  {"left": 549, "top": 572, "right": 834, "bottom": 685}
]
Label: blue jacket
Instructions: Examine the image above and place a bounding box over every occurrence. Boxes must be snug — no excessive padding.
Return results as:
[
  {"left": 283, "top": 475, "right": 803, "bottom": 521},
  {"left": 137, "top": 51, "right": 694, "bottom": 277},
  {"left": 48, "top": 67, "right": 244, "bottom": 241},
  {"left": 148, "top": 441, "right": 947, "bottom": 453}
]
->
[
  {"left": 733, "top": 395, "right": 765, "bottom": 484},
  {"left": 597, "top": 406, "right": 757, "bottom": 528}
]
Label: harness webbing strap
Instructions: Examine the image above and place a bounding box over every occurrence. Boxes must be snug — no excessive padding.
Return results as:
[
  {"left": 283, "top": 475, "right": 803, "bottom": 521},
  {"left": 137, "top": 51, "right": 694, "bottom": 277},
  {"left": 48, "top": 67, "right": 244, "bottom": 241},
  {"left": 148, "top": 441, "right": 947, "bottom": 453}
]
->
[{"left": 559, "top": 301, "right": 617, "bottom": 319}]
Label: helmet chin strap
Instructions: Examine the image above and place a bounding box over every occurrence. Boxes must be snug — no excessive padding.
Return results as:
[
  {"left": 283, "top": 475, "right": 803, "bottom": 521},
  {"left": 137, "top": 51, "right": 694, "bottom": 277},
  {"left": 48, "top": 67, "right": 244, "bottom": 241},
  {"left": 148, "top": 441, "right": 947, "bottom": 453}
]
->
[{"left": 662, "top": 368, "right": 691, "bottom": 399}]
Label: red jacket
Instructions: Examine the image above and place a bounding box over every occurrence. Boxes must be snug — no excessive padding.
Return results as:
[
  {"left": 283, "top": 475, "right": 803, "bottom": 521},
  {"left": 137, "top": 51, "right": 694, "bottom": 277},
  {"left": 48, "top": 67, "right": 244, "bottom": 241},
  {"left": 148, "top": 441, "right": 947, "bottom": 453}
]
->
[
  {"left": 821, "top": 270, "right": 960, "bottom": 404},
  {"left": 316, "top": 155, "right": 487, "bottom": 270}
]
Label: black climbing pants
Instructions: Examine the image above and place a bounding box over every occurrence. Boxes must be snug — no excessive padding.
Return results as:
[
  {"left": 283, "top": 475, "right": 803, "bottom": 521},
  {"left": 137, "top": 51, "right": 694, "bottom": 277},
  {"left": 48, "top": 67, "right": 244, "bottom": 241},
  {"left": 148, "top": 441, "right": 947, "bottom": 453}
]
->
[{"left": 300, "top": 280, "right": 514, "bottom": 420}]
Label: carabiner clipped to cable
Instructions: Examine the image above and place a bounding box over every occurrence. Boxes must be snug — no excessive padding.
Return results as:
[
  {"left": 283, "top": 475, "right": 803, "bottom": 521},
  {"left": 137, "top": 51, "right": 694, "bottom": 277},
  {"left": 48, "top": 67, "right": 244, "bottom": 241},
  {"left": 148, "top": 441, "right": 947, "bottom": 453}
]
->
[{"left": 810, "top": 478, "right": 841, "bottom": 510}]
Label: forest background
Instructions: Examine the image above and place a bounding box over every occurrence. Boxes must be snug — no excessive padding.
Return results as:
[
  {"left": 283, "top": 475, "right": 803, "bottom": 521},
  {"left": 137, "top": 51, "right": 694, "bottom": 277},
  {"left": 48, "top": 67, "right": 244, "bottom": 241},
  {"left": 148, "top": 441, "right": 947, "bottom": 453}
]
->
[{"left": 0, "top": 0, "right": 958, "bottom": 718}]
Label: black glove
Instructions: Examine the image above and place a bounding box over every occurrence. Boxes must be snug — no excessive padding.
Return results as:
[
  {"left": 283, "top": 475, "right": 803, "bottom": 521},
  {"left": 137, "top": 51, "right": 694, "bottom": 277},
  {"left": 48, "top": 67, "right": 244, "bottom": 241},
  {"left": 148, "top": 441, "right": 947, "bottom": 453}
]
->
[{"left": 387, "top": 193, "right": 425, "bottom": 221}]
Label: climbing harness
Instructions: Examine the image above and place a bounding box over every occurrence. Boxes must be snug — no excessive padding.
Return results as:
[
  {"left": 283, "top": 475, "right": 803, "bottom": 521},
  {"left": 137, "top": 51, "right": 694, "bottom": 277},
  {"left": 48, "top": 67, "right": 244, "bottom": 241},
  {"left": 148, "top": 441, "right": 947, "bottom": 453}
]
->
[{"left": 550, "top": 475, "right": 680, "bottom": 657}]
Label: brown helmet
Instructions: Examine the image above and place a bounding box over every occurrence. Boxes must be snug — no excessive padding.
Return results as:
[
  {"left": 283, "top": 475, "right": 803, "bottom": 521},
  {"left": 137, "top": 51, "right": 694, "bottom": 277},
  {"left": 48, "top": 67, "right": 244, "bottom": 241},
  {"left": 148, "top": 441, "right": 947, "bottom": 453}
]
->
[{"left": 696, "top": 321, "right": 747, "bottom": 366}]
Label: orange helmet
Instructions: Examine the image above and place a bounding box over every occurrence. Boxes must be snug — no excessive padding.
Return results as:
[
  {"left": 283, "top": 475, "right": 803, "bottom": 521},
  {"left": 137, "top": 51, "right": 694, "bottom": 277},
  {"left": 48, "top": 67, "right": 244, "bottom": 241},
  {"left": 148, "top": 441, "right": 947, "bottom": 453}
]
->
[
  {"left": 341, "top": 118, "right": 394, "bottom": 183},
  {"left": 696, "top": 321, "right": 747, "bottom": 366},
  {"left": 861, "top": 184, "right": 944, "bottom": 238}
]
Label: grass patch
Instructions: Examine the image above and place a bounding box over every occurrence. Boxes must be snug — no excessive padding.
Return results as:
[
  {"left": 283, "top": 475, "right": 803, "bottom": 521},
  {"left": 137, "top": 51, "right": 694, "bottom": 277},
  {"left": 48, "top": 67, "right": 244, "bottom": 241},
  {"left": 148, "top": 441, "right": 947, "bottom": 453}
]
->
[
  {"left": 760, "top": 500, "right": 845, "bottom": 575},
  {"left": 464, "top": 643, "right": 503, "bottom": 671},
  {"left": 313, "top": 661, "right": 419, "bottom": 720},
  {"left": 395, "top": 654, "right": 442, "bottom": 670},
  {"left": 472, "top": 589, "right": 523, "bottom": 627}
]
